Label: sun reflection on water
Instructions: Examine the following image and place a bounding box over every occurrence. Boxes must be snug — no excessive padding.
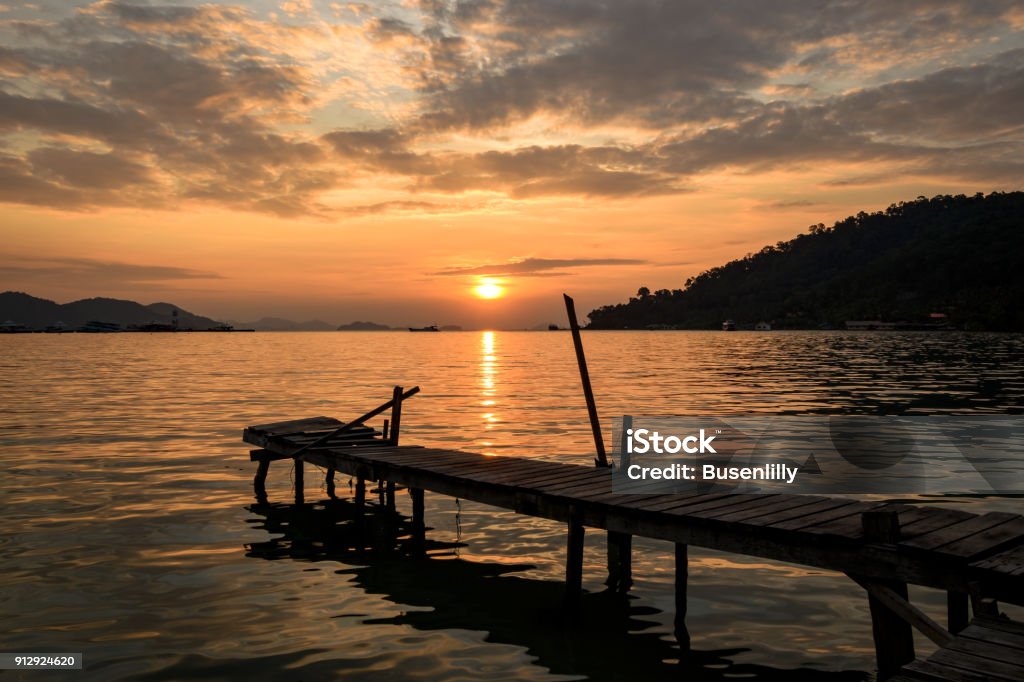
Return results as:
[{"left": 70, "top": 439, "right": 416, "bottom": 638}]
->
[{"left": 479, "top": 331, "right": 500, "bottom": 453}]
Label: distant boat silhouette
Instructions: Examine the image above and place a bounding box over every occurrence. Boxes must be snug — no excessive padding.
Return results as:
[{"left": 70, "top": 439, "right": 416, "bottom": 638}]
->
[
  {"left": 409, "top": 325, "right": 439, "bottom": 332},
  {"left": 722, "top": 319, "right": 736, "bottom": 331}
]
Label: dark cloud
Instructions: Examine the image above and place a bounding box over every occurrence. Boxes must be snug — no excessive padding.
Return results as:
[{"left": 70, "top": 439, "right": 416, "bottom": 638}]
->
[
  {"left": 411, "top": 0, "right": 1024, "bottom": 131},
  {"left": 436, "top": 257, "right": 648, "bottom": 276}
]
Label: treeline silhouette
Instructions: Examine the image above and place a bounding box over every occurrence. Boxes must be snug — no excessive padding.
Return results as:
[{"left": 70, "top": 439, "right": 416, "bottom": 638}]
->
[{"left": 587, "top": 192, "right": 1024, "bottom": 331}]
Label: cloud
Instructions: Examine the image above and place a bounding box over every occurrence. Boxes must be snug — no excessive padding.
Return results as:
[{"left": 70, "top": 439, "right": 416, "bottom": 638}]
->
[
  {"left": 409, "top": 0, "right": 1024, "bottom": 132},
  {"left": 435, "top": 257, "right": 648, "bottom": 276},
  {"left": 763, "top": 199, "right": 819, "bottom": 209},
  {"left": 0, "top": 0, "right": 1021, "bottom": 216},
  {"left": 0, "top": 255, "right": 222, "bottom": 290}
]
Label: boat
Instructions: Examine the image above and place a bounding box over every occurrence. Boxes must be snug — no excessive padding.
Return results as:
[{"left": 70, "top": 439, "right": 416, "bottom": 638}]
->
[
  {"left": 722, "top": 319, "right": 736, "bottom": 331},
  {"left": 409, "top": 325, "right": 439, "bottom": 332},
  {"left": 130, "top": 322, "right": 177, "bottom": 332},
  {"left": 0, "top": 321, "right": 30, "bottom": 333},
  {"left": 79, "top": 321, "right": 122, "bottom": 333},
  {"left": 547, "top": 324, "right": 560, "bottom": 331},
  {"left": 755, "top": 321, "right": 772, "bottom": 331}
]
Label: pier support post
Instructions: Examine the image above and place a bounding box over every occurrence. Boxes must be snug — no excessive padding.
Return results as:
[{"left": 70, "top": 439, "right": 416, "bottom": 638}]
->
[
  {"left": 386, "top": 482, "right": 396, "bottom": 511},
  {"left": 675, "top": 543, "right": 691, "bottom": 652},
  {"left": 254, "top": 459, "right": 270, "bottom": 500},
  {"left": 354, "top": 475, "right": 366, "bottom": 518},
  {"left": 862, "top": 510, "right": 914, "bottom": 678},
  {"left": 606, "top": 531, "right": 633, "bottom": 592},
  {"left": 563, "top": 509, "right": 585, "bottom": 615},
  {"left": 326, "top": 467, "right": 336, "bottom": 499},
  {"left": 948, "top": 591, "right": 969, "bottom": 634},
  {"left": 410, "top": 488, "right": 425, "bottom": 547},
  {"left": 293, "top": 458, "right": 304, "bottom": 505}
]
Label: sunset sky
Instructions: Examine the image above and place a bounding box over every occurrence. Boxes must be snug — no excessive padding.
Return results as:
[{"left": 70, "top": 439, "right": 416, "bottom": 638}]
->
[{"left": 1, "top": 1, "right": 1022, "bottom": 327}]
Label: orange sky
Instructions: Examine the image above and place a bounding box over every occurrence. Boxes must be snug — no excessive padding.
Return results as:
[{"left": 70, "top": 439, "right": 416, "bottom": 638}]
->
[{"left": 1, "top": 1, "right": 1022, "bottom": 327}]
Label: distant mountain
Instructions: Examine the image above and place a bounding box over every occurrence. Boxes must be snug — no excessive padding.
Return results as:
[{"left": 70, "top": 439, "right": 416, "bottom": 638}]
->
[
  {"left": 587, "top": 192, "right": 1024, "bottom": 331},
  {"left": 337, "top": 320, "right": 391, "bottom": 331},
  {"left": 0, "top": 292, "right": 223, "bottom": 329},
  {"left": 240, "top": 317, "right": 335, "bottom": 331}
]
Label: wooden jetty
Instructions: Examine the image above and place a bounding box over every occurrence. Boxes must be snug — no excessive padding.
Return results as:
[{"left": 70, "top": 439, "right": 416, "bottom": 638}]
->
[{"left": 243, "top": 388, "right": 1024, "bottom": 680}]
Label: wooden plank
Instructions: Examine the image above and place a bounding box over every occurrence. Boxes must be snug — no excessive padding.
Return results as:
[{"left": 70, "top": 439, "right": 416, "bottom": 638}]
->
[
  {"left": 801, "top": 509, "right": 875, "bottom": 539},
  {"left": 532, "top": 471, "right": 612, "bottom": 494},
  {"left": 626, "top": 492, "right": 732, "bottom": 513},
  {"left": 770, "top": 501, "right": 881, "bottom": 531},
  {"left": 246, "top": 415, "right": 341, "bottom": 435},
  {"left": 901, "top": 513, "right": 1020, "bottom": 553},
  {"left": 570, "top": 492, "right": 670, "bottom": 508},
  {"left": 946, "top": 632, "right": 1024, "bottom": 666},
  {"left": 971, "top": 545, "right": 1024, "bottom": 576},
  {"left": 903, "top": 659, "right": 992, "bottom": 682},
  {"left": 899, "top": 507, "right": 979, "bottom": 539},
  {"left": 680, "top": 495, "right": 781, "bottom": 519},
  {"left": 493, "top": 464, "right": 599, "bottom": 487},
  {"left": 653, "top": 494, "right": 748, "bottom": 515},
  {"left": 705, "top": 495, "right": 827, "bottom": 523},
  {"left": 972, "top": 616, "right": 1024, "bottom": 637},
  {"left": 959, "top": 622, "right": 1024, "bottom": 650},
  {"left": 741, "top": 498, "right": 856, "bottom": 528},
  {"left": 408, "top": 457, "right": 520, "bottom": 476},
  {"left": 935, "top": 517, "right": 1024, "bottom": 560},
  {"left": 540, "top": 477, "right": 615, "bottom": 498},
  {"left": 927, "top": 647, "right": 1024, "bottom": 681},
  {"left": 279, "top": 426, "right": 377, "bottom": 441}
]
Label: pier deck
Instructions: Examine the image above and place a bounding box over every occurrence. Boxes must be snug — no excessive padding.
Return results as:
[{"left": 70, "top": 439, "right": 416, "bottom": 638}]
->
[{"left": 243, "top": 408, "right": 1024, "bottom": 680}]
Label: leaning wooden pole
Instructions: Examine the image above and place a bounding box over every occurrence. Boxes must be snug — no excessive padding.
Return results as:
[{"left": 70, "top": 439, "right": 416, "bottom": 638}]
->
[{"left": 563, "top": 294, "right": 609, "bottom": 468}]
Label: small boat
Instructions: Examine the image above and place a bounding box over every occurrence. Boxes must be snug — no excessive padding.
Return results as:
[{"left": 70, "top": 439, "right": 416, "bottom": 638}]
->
[
  {"left": 0, "top": 320, "right": 30, "bottom": 333},
  {"left": 722, "top": 319, "right": 736, "bottom": 331},
  {"left": 409, "top": 325, "right": 440, "bottom": 332},
  {"left": 547, "top": 324, "right": 560, "bottom": 331},
  {"left": 80, "top": 320, "right": 122, "bottom": 333},
  {"left": 755, "top": 321, "right": 772, "bottom": 331}
]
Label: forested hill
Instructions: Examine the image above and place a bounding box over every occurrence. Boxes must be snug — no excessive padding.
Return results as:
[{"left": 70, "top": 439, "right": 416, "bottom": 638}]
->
[{"left": 587, "top": 192, "right": 1024, "bottom": 331}]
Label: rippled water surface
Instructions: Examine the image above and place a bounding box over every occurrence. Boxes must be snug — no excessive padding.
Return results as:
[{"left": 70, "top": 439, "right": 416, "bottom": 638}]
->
[{"left": 2, "top": 331, "right": 1022, "bottom": 681}]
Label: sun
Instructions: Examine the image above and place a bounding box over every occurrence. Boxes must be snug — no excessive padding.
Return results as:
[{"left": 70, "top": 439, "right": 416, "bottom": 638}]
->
[{"left": 473, "top": 279, "right": 505, "bottom": 299}]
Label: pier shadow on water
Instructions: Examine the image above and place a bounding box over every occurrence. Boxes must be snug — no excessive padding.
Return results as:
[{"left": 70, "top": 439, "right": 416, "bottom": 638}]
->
[{"left": 243, "top": 496, "right": 868, "bottom": 682}]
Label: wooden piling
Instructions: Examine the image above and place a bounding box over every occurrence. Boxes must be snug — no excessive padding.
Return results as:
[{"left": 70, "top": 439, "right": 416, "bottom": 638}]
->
[
  {"left": 254, "top": 459, "right": 270, "bottom": 499},
  {"left": 326, "top": 467, "right": 336, "bottom": 498},
  {"left": 947, "top": 591, "right": 969, "bottom": 633},
  {"left": 386, "top": 481, "right": 396, "bottom": 510},
  {"left": 562, "top": 294, "right": 608, "bottom": 468},
  {"left": 606, "top": 416, "right": 633, "bottom": 591},
  {"left": 606, "top": 531, "right": 633, "bottom": 592},
  {"left": 862, "top": 510, "right": 914, "bottom": 678},
  {"left": 564, "top": 508, "right": 585, "bottom": 614},
  {"left": 675, "top": 543, "right": 691, "bottom": 652},
  {"left": 354, "top": 474, "right": 366, "bottom": 518},
  {"left": 294, "top": 458, "right": 304, "bottom": 504},
  {"left": 410, "top": 487, "right": 425, "bottom": 546},
  {"left": 389, "top": 385, "right": 404, "bottom": 446}
]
